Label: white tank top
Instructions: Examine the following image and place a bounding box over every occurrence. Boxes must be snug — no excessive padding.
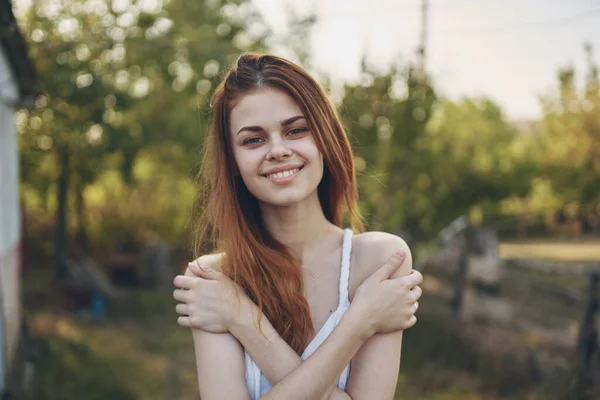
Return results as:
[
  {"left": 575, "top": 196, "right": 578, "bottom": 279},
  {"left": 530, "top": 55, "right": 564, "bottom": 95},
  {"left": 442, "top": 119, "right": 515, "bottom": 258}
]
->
[{"left": 244, "top": 229, "right": 354, "bottom": 399}]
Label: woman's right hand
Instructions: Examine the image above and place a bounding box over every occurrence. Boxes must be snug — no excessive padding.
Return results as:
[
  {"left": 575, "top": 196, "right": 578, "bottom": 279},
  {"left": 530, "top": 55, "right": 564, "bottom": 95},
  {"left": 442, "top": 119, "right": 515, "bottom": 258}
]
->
[
  {"left": 173, "top": 261, "right": 251, "bottom": 333},
  {"left": 351, "top": 251, "right": 423, "bottom": 336}
]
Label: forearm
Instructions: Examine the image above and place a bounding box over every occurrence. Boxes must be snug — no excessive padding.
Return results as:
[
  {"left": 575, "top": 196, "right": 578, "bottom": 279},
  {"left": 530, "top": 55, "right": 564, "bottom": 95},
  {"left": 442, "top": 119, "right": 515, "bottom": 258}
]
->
[
  {"left": 262, "top": 308, "right": 369, "bottom": 400},
  {"left": 232, "top": 303, "right": 370, "bottom": 400},
  {"left": 231, "top": 304, "right": 352, "bottom": 399}
]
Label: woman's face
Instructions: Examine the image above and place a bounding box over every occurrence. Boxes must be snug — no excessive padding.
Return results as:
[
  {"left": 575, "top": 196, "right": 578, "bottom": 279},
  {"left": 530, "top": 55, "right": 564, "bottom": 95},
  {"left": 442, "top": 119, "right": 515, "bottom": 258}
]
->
[{"left": 229, "top": 87, "right": 324, "bottom": 207}]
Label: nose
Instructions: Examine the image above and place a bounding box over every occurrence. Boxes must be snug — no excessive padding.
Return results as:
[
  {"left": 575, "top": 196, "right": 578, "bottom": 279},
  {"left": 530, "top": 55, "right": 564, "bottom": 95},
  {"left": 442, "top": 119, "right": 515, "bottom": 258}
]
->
[{"left": 265, "top": 137, "right": 292, "bottom": 161}]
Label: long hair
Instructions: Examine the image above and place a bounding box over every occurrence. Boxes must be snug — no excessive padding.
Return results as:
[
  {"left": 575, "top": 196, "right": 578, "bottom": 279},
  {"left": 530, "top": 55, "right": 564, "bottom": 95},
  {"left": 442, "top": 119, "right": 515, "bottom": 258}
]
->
[{"left": 192, "top": 53, "right": 363, "bottom": 354}]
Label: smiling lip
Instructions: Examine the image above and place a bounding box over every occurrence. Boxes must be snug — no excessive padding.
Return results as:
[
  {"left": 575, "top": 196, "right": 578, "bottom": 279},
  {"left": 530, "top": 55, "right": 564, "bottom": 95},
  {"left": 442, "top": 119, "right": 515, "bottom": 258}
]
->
[
  {"left": 262, "top": 165, "right": 304, "bottom": 176},
  {"left": 262, "top": 166, "right": 303, "bottom": 184}
]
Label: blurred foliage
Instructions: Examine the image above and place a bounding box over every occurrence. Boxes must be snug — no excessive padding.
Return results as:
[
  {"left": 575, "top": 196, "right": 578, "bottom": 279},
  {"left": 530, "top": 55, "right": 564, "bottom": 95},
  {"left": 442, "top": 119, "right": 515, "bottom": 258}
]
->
[
  {"left": 341, "top": 64, "right": 435, "bottom": 235},
  {"left": 17, "top": 0, "right": 268, "bottom": 257},
  {"left": 31, "top": 337, "right": 136, "bottom": 400},
  {"left": 14, "top": 0, "right": 600, "bottom": 259},
  {"left": 342, "top": 45, "right": 600, "bottom": 239},
  {"left": 15, "top": 3, "right": 598, "bottom": 397},
  {"left": 536, "top": 44, "right": 600, "bottom": 214},
  {"left": 23, "top": 275, "right": 573, "bottom": 400}
]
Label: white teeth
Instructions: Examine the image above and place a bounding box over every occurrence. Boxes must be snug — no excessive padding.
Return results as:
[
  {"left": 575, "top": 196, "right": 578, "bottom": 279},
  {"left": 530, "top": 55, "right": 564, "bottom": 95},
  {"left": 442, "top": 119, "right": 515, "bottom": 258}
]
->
[{"left": 266, "top": 168, "right": 300, "bottom": 179}]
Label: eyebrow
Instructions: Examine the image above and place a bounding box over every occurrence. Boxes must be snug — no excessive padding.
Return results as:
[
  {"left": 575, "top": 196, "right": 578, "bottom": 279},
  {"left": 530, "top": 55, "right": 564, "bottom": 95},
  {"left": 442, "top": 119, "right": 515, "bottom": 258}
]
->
[{"left": 236, "top": 115, "right": 306, "bottom": 136}]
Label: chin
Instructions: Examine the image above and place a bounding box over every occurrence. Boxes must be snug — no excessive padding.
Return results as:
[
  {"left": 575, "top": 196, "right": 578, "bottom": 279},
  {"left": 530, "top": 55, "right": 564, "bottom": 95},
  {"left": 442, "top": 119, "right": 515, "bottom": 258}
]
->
[{"left": 256, "top": 191, "right": 311, "bottom": 208}]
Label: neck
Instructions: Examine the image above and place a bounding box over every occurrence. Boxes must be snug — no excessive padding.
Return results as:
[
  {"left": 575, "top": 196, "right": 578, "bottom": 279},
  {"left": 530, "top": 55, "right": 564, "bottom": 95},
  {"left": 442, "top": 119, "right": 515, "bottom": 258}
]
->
[{"left": 259, "top": 191, "right": 340, "bottom": 258}]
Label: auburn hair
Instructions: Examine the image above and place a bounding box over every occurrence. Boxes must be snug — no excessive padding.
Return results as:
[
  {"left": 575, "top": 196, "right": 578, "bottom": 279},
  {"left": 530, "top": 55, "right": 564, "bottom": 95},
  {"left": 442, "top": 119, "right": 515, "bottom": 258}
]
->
[{"left": 192, "top": 53, "right": 364, "bottom": 354}]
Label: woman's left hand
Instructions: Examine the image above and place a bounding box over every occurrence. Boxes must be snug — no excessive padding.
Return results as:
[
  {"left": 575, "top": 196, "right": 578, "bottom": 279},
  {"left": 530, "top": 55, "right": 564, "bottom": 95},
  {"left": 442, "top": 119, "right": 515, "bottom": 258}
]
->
[{"left": 173, "top": 263, "right": 248, "bottom": 333}]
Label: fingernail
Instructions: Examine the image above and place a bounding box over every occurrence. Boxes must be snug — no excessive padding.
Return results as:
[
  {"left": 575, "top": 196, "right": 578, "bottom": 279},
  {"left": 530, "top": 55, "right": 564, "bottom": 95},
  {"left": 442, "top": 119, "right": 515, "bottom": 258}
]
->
[
  {"left": 189, "top": 261, "right": 212, "bottom": 272},
  {"left": 189, "top": 263, "right": 206, "bottom": 271},
  {"left": 395, "top": 251, "right": 406, "bottom": 259}
]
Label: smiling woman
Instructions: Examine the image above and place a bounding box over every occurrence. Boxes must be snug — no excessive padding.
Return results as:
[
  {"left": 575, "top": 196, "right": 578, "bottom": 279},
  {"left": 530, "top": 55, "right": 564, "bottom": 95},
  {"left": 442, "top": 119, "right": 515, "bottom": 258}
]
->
[
  {"left": 172, "top": 53, "right": 424, "bottom": 400},
  {"left": 231, "top": 89, "right": 323, "bottom": 207}
]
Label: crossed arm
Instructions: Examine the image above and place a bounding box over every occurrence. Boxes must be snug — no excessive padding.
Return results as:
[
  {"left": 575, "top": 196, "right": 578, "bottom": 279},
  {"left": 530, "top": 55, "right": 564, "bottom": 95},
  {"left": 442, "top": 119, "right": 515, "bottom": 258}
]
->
[
  {"left": 190, "top": 298, "right": 370, "bottom": 400},
  {"left": 177, "top": 234, "right": 420, "bottom": 399}
]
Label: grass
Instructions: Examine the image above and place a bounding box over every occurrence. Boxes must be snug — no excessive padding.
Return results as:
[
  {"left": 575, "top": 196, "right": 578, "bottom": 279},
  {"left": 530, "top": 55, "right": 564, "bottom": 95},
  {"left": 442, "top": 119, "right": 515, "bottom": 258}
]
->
[
  {"left": 26, "top": 303, "right": 200, "bottom": 400},
  {"left": 25, "top": 290, "right": 574, "bottom": 400},
  {"left": 395, "top": 298, "right": 577, "bottom": 400},
  {"left": 23, "top": 247, "right": 583, "bottom": 400},
  {"left": 24, "top": 266, "right": 199, "bottom": 400}
]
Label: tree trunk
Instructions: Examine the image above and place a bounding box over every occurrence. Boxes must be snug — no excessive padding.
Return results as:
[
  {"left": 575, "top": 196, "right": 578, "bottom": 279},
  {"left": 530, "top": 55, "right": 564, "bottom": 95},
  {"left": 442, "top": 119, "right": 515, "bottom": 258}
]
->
[
  {"left": 75, "top": 175, "right": 88, "bottom": 253},
  {"left": 54, "top": 149, "right": 69, "bottom": 281}
]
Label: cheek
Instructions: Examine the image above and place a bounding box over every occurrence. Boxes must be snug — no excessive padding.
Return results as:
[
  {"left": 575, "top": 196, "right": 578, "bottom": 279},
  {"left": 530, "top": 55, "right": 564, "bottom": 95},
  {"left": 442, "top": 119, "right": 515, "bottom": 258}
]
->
[
  {"left": 233, "top": 149, "right": 261, "bottom": 181},
  {"left": 316, "top": 155, "right": 324, "bottom": 182},
  {"left": 236, "top": 162, "right": 254, "bottom": 183},
  {"left": 297, "top": 136, "right": 322, "bottom": 161},
  {"left": 306, "top": 141, "right": 324, "bottom": 172},
  {"left": 300, "top": 142, "right": 324, "bottom": 183}
]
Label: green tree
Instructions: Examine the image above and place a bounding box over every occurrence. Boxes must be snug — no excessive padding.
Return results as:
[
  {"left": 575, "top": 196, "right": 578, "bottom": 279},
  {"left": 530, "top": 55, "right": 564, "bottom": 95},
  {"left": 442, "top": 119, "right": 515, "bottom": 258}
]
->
[
  {"left": 422, "top": 97, "right": 533, "bottom": 229},
  {"left": 16, "top": 0, "right": 268, "bottom": 274},
  {"left": 340, "top": 63, "right": 435, "bottom": 238},
  {"left": 537, "top": 44, "right": 600, "bottom": 221},
  {"left": 340, "top": 62, "right": 535, "bottom": 239}
]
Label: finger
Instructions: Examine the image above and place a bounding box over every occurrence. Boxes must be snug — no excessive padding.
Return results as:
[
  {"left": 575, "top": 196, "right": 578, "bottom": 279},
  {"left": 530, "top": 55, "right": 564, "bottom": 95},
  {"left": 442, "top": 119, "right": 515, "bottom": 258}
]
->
[
  {"left": 173, "top": 289, "right": 189, "bottom": 302},
  {"left": 178, "top": 316, "right": 191, "bottom": 328},
  {"left": 370, "top": 251, "right": 407, "bottom": 282},
  {"left": 173, "top": 275, "right": 197, "bottom": 290},
  {"left": 188, "top": 263, "right": 222, "bottom": 280},
  {"left": 185, "top": 261, "right": 213, "bottom": 276},
  {"left": 188, "top": 260, "right": 212, "bottom": 272},
  {"left": 410, "top": 286, "right": 423, "bottom": 302},
  {"left": 175, "top": 303, "right": 189, "bottom": 315},
  {"left": 402, "top": 270, "right": 423, "bottom": 287},
  {"left": 413, "top": 301, "right": 419, "bottom": 312},
  {"left": 405, "top": 315, "right": 417, "bottom": 329}
]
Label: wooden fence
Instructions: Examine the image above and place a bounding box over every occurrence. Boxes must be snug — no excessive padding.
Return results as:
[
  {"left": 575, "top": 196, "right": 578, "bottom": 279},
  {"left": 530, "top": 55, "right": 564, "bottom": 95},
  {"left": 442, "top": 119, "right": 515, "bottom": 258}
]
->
[
  {"left": 576, "top": 266, "right": 600, "bottom": 399},
  {"left": 417, "top": 218, "right": 600, "bottom": 398}
]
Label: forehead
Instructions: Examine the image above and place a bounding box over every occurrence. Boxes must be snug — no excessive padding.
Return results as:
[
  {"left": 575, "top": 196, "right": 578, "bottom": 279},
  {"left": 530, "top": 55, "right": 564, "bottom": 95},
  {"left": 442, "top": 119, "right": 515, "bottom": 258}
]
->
[{"left": 230, "top": 88, "right": 304, "bottom": 133}]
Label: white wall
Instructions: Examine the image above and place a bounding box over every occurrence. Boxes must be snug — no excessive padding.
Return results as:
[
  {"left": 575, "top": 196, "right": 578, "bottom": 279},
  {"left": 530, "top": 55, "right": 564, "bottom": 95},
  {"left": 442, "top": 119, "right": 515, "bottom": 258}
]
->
[{"left": 0, "top": 45, "right": 23, "bottom": 394}]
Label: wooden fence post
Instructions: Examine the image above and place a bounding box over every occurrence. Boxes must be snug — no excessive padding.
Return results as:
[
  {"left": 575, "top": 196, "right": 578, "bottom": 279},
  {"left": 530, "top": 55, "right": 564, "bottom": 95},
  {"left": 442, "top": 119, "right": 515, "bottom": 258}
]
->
[
  {"left": 576, "top": 263, "right": 600, "bottom": 399},
  {"left": 450, "top": 226, "right": 472, "bottom": 316}
]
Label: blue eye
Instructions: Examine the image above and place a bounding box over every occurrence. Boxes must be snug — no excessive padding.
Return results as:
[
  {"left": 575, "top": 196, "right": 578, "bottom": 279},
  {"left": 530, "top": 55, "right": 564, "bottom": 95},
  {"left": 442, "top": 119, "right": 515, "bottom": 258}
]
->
[
  {"left": 243, "top": 137, "right": 263, "bottom": 145},
  {"left": 288, "top": 128, "right": 307, "bottom": 136}
]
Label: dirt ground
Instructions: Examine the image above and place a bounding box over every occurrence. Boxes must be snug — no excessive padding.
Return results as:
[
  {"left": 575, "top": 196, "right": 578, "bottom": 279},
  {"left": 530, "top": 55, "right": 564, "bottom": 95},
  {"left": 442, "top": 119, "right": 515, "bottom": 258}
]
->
[{"left": 498, "top": 238, "right": 600, "bottom": 263}]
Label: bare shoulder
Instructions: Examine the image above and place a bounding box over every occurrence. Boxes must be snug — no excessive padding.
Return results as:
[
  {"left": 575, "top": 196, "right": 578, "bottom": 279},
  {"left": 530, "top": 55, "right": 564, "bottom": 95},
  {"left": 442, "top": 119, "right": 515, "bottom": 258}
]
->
[
  {"left": 186, "top": 252, "right": 225, "bottom": 275},
  {"left": 349, "top": 232, "right": 413, "bottom": 298}
]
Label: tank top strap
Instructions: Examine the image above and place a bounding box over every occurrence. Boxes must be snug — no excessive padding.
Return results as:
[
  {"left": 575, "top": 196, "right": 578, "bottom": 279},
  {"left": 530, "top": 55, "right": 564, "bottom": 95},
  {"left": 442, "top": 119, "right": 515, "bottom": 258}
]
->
[{"left": 338, "top": 228, "right": 354, "bottom": 308}]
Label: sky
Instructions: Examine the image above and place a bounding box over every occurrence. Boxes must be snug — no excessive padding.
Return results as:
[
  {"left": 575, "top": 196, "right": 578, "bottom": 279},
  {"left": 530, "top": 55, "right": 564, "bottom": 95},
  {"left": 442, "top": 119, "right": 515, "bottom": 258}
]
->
[{"left": 252, "top": 0, "right": 600, "bottom": 120}]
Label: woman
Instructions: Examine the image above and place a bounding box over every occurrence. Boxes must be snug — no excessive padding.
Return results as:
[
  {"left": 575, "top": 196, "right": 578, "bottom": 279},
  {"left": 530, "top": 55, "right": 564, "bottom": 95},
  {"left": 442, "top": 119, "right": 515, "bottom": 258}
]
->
[{"left": 172, "top": 53, "right": 423, "bottom": 399}]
